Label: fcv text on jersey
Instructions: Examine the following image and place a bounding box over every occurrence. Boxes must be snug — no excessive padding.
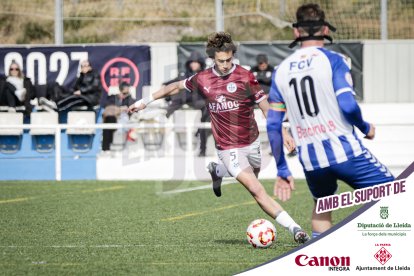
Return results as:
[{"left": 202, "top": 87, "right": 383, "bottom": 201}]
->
[{"left": 296, "top": 120, "right": 337, "bottom": 139}]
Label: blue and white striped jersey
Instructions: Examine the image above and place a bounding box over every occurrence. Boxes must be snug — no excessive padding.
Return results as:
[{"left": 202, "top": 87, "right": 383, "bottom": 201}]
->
[{"left": 270, "top": 46, "right": 366, "bottom": 171}]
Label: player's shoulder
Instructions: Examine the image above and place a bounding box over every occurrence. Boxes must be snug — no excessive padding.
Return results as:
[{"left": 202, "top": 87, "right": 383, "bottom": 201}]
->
[
  {"left": 273, "top": 56, "right": 291, "bottom": 76},
  {"left": 199, "top": 67, "right": 214, "bottom": 76},
  {"left": 234, "top": 64, "right": 252, "bottom": 75},
  {"left": 233, "top": 65, "right": 258, "bottom": 81},
  {"left": 317, "top": 47, "right": 342, "bottom": 60},
  {"left": 275, "top": 49, "right": 307, "bottom": 71},
  {"left": 317, "top": 48, "right": 352, "bottom": 69}
]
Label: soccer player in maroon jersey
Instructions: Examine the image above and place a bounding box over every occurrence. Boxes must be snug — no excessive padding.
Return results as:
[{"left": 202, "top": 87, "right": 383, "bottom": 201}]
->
[{"left": 128, "top": 32, "right": 309, "bottom": 244}]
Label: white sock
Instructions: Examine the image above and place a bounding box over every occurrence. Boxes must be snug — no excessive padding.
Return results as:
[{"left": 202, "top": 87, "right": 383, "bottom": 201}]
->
[
  {"left": 275, "top": 211, "right": 300, "bottom": 234},
  {"left": 215, "top": 163, "right": 229, "bottom": 177}
]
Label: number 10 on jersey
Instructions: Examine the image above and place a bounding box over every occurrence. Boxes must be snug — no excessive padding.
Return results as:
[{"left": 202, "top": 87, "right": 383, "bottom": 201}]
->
[{"left": 289, "top": 76, "right": 319, "bottom": 118}]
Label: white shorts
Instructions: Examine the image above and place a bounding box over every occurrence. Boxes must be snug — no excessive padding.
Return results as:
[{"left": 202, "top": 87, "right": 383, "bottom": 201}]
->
[{"left": 217, "top": 138, "right": 262, "bottom": 178}]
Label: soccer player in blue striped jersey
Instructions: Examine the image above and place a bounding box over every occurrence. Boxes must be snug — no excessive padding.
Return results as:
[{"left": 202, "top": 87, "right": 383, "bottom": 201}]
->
[{"left": 267, "top": 3, "right": 394, "bottom": 238}]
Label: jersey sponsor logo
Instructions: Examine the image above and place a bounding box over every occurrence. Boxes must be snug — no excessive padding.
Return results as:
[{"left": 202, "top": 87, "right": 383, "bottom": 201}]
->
[
  {"left": 216, "top": 95, "right": 226, "bottom": 103},
  {"left": 296, "top": 121, "right": 337, "bottom": 139},
  {"left": 203, "top": 86, "right": 211, "bottom": 93},
  {"left": 226, "top": 82, "right": 237, "bottom": 93},
  {"left": 209, "top": 95, "right": 240, "bottom": 113}
]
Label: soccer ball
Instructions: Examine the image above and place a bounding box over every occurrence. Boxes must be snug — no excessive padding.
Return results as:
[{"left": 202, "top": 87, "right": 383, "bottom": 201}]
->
[{"left": 246, "top": 219, "right": 276, "bottom": 248}]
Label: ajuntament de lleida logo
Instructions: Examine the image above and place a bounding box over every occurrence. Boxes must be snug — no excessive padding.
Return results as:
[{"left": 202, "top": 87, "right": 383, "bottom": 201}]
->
[{"left": 380, "top": 206, "right": 389, "bottom": 219}]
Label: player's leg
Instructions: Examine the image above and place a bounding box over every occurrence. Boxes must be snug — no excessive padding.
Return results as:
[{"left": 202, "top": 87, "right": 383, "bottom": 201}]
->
[
  {"left": 210, "top": 147, "right": 243, "bottom": 197},
  {"left": 211, "top": 136, "right": 261, "bottom": 185},
  {"left": 236, "top": 168, "right": 289, "bottom": 221},
  {"left": 304, "top": 167, "right": 338, "bottom": 238},
  {"left": 311, "top": 207, "right": 332, "bottom": 238},
  {"left": 224, "top": 144, "right": 309, "bottom": 243},
  {"left": 237, "top": 168, "right": 281, "bottom": 217},
  {"left": 247, "top": 138, "right": 296, "bottom": 230},
  {"left": 236, "top": 168, "right": 309, "bottom": 243},
  {"left": 247, "top": 137, "right": 261, "bottom": 178},
  {"left": 207, "top": 161, "right": 229, "bottom": 197}
]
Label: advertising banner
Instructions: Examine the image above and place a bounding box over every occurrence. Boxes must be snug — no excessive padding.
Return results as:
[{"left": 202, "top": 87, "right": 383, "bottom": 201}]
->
[
  {"left": 239, "top": 163, "right": 414, "bottom": 275},
  {"left": 0, "top": 45, "right": 151, "bottom": 99}
]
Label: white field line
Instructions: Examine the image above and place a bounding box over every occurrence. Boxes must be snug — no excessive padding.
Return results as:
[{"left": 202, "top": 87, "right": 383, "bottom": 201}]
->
[
  {"left": 0, "top": 245, "right": 149, "bottom": 248},
  {"left": 160, "top": 179, "right": 236, "bottom": 195},
  {"left": 0, "top": 197, "right": 32, "bottom": 204}
]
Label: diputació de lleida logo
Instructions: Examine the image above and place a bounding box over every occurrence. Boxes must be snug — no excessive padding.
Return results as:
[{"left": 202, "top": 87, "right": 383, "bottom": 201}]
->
[{"left": 380, "top": 206, "right": 389, "bottom": 219}]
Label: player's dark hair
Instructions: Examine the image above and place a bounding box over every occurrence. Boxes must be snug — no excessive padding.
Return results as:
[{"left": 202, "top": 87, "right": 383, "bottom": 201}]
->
[
  {"left": 206, "top": 32, "right": 237, "bottom": 58},
  {"left": 296, "top": 3, "right": 325, "bottom": 35}
]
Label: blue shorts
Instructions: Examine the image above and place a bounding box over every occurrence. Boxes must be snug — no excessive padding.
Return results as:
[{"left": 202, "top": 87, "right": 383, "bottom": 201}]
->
[{"left": 304, "top": 150, "right": 395, "bottom": 199}]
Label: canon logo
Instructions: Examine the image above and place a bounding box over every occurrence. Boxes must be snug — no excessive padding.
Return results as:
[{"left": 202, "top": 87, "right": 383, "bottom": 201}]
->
[{"left": 295, "top": 254, "right": 350, "bottom": 267}]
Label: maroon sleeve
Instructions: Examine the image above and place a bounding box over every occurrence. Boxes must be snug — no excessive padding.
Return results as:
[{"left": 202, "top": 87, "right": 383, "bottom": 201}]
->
[
  {"left": 247, "top": 71, "right": 266, "bottom": 103},
  {"left": 183, "top": 74, "right": 198, "bottom": 93}
]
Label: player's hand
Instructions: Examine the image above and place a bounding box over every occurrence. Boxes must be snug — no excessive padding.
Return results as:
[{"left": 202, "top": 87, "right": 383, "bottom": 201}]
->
[
  {"left": 282, "top": 127, "right": 296, "bottom": 154},
  {"left": 274, "top": 176, "right": 295, "bottom": 202},
  {"left": 364, "top": 123, "right": 375, "bottom": 140},
  {"left": 73, "top": 90, "right": 81, "bottom": 96},
  {"left": 128, "top": 100, "right": 146, "bottom": 114}
]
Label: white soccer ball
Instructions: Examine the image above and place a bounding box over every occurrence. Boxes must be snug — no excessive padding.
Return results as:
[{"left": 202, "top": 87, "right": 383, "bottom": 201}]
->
[{"left": 246, "top": 219, "right": 276, "bottom": 248}]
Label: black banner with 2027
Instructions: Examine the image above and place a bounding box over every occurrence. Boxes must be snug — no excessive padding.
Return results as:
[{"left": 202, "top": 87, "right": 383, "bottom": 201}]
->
[{"left": 0, "top": 45, "right": 151, "bottom": 99}]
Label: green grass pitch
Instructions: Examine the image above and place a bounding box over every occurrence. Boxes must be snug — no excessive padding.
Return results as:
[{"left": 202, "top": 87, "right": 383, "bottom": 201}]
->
[{"left": 0, "top": 179, "right": 360, "bottom": 275}]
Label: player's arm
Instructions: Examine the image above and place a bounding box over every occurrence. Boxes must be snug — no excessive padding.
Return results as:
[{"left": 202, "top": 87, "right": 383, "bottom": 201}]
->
[
  {"left": 332, "top": 54, "right": 374, "bottom": 139},
  {"left": 267, "top": 107, "right": 295, "bottom": 202},
  {"left": 337, "top": 93, "right": 374, "bottom": 139},
  {"left": 251, "top": 71, "right": 296, "bottom": 152},
  {"left": 257, "top": 98, "right": 269, "bottom": 117},
  {"left": 259, "top": 99, "right": 295, "bottom": 153},
  {"left": 267, "top": 107, "right": 290, "bottom": 177},
  {"left": 282, "top": 126, "right": 296, "bottom": 154},
  {"left": 267, "top": 73, "right": 295, "bottom": 201},
  {"left": 128, "top": 80, "right": 185, "bottom": 113}
]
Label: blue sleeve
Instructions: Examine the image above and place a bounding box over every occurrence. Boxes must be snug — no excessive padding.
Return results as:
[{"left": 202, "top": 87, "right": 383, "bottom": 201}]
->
[
  {"left": 337, "top": 92, "right": 370, "bottom": 135},
  {"left": 268, "top": 69, "right": 283, "bottom": 103},
  {"left": 267, "top": 110, "right": 292, "bottom": 179},
  {"left": 321, "top": 49, "right": 370, "bottom": 135},
  {"left": 320, "top": 48, "right": 355, "bottom": 96},
  {"left": 267, "top": 70, "right": 291, "bottom": 179}
]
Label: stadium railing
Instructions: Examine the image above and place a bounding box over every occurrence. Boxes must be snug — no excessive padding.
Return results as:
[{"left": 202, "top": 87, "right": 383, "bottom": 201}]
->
[{"left": 1, "top": 102, "right": 413, "bottom": 181}]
